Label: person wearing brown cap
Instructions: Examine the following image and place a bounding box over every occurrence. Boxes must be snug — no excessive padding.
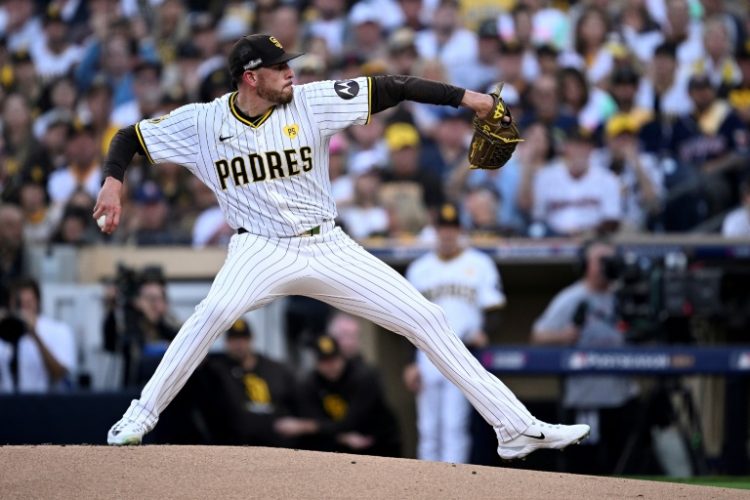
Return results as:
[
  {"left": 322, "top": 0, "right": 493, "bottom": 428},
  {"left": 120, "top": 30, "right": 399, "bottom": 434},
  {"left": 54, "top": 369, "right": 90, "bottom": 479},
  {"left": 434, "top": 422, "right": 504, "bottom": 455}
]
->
[
  {"left": 274, "top": 335, "right": 401, "bottom": 457},
  {"left": 192, "top": 318, "right": 299, "bottom": 446},
  {"left": 99, "top": 31, "right": 590, "bottom": 460}
]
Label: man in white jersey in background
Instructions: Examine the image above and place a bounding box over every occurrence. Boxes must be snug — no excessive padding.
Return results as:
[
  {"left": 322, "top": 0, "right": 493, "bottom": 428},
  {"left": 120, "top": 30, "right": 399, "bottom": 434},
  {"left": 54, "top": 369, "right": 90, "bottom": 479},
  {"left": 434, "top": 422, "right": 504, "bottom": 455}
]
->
[
  {"left": 404, "top": 203, "right": 505, "bottom": 463},
  {"left": 94, "top": 34, "right": 589, "bottom": 460}
]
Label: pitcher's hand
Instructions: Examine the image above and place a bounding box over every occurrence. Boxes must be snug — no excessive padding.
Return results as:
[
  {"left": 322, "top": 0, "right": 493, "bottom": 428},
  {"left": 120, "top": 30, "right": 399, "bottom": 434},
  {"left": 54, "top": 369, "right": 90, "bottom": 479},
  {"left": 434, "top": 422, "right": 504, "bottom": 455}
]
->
[{"left": 93, "top": 177, "right": 123, "bottom": 234}]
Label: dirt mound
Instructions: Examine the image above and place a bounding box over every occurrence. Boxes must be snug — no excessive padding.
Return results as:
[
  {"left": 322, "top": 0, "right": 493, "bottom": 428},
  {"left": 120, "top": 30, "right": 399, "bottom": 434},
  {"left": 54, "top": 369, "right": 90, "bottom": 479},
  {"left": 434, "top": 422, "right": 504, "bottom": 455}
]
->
[{"left": 0, "top": 446, "right": 743, "bottom": 499}]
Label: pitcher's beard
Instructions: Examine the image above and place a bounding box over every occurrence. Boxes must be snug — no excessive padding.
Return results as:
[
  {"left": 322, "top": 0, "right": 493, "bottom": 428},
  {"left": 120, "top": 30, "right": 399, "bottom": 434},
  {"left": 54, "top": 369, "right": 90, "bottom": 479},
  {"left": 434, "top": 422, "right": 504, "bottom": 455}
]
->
[{"left": 258, "top": 83, "right": 293, "bottom": 104}]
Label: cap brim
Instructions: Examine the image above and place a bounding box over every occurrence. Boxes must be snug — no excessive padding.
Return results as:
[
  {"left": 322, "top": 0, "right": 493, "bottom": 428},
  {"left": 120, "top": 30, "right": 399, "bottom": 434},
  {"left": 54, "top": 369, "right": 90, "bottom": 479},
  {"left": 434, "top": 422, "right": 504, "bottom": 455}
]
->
[{"left": 264, "top": 52, "right": 304, "bottom": 67}]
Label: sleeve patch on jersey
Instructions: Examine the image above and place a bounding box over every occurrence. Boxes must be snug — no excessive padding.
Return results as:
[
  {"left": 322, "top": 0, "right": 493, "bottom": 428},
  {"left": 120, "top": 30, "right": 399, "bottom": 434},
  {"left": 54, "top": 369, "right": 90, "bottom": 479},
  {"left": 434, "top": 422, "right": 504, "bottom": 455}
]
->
[{"left": 334, "top": 80, "right": 359, "bottom": 100}]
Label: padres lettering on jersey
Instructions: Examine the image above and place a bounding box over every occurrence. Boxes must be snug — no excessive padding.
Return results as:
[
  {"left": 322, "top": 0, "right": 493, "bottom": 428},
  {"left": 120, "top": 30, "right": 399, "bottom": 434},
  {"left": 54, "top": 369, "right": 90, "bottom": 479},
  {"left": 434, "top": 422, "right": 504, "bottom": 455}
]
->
[{"left": 135, "top": 77, "right": 372, "bottom": 237}]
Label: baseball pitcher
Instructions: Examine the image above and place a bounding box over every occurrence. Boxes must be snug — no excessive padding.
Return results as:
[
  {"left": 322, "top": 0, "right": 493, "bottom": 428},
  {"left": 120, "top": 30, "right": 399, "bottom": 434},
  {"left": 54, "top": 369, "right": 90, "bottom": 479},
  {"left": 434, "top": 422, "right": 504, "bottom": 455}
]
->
[{"left": 94, "top": 34, "right": 589, "bottom": 460}]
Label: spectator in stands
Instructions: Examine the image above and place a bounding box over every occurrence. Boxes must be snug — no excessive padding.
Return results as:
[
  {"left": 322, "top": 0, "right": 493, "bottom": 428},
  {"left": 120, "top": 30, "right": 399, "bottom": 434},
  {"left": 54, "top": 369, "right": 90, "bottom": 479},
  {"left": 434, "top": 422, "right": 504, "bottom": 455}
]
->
[
  {"left": 635, "top": 42, "right": 692, "bottom": 119},
  {"left": 380, "top": 122, "right": 444, "bottom": 236},
  {"left": 385, "top": 28, "right": 419, "bottom": 78},
  {"left": 268, "top": 3, "right": 304, "bottom": 54},
  {"left": 564, "top": 7, "right": 613, "bottom": 85},
  {"left": 0, "top": 204, "right": 27, "bottom": 306},
  {"left": 722, "top": 176, "right": 750, "bottom": 237},
  {"left": 463, "top": 186, "right": 506, "bottom": 236},
  {"left": 620, "top": 0, "right": 663, "bottom": 65},
  {"left": 125, "top": 180, "right": 187, "bottom": 246},
  {"left": 0, "top": 277, "right": 76, "bottom": 393},
  {"left": 76, "top": 31, "right": 138, "bottom": 108},
  {"left": 694, "top": 16, "right": 741, "bottom": 96},
  {"left": 6, "top": 48, "right": 42, "bottom": 105},
  {"left": 659, "top": 0, "right": 704, "bottom": 68},
  {"left": 326, "top": 311, "right": 365, "bottom": 364},
  {"left": 307, "top": 0, "right": 349, "bottom": 58},
  {"left": 47, "top": 123, "right": 102, "bottom": 208},
  {"left": 112, "top": 61, "right": 164, "bottom": 127},
  {"left": 531, "top": 240, "right": 639, "bottom": 475},
  {"left": 81, "top": 77, "right": 118, "bottom": 159},
  {"left": 608, "top": 66, "right": 653, "bottom": 128},
  {"left": 339, "top": 168, "right": 389, "bottom": 241},
  {"left": 32, "top": 77, "right": 78, "bottom": 141},
  {"left": 728, "top": 42, "right": 750, "bottom": 128},
  {"left": 193, "top": 318, "right": 299, "bottom": 446},
  {"left": 669, "top": 72, "right": 749, "bottom": 215},
  {"left": 596, "top": 114, "right": 664, "bottom": 232},
  {"left": 495, "top": 38, "right": 525, "bottom": 110},
  {"left": 346, "top": 2, "right": 386, "bottom": 62},
  {"left": 103, "top": 268, "right": 179, "bottom": 387},
  {"left": 519, "top": 74, "right": 577, "bottom": 137},
  {"left": 0, "top": 0, "right": 41, "bottom": 52},
  {"left": 397, "top": 0, "right": 428, "bottom": 32},
  {"left": 469, "top": 18, "right": 501, "bottom": 93},
  {"left": 531, "top": 129, "right": 622, "bottom": 237},
  {"left": 18, "top": 179, "right": 59, "bottom": 245},
  {"left": 517, "top": 122, "right": 557, "bottom": 219},
  {"left": 30, "top": 5, "right": 82, "bottom": 82},
  {"left": 1, "top": 92, "right": 51, "bottom": 203},
  {"left": 328, "top": 133, "right": 354, "bottom": 209},
  {"left": 51, "top": 206, "right": 98, "bottom": 246},
  {"left": 292, "top": 54, "right": 327, "bottom": 86},
  {"left": 275, "top": 335, "right": 402, "bottom": 457},
  {"left": 415, "top": 0, "right": 479, "bottom": 90},
  {"left": 558, "top": 66, "right": 614, "bottom": 132}
]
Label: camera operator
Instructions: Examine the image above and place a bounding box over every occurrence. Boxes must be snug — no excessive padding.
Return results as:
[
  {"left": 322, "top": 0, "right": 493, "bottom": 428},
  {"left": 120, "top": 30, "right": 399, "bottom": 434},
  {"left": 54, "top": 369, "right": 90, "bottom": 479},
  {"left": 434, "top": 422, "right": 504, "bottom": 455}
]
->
[
  {"left": 103, "top": 267, "right": 179, "bottom": 387},
  {"left": 0, "top": 278, "right": 76, "bottom": 393},
  {"left": 531, "top": 240, "right": 639, "bottom": 474}
]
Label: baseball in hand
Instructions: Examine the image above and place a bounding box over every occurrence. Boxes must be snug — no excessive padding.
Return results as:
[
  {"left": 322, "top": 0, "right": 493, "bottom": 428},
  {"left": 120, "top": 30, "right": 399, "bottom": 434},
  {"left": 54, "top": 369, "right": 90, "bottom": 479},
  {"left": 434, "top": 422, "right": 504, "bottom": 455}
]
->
[{"left": 97, "top": 215, "right": 107, "bottom": 229}]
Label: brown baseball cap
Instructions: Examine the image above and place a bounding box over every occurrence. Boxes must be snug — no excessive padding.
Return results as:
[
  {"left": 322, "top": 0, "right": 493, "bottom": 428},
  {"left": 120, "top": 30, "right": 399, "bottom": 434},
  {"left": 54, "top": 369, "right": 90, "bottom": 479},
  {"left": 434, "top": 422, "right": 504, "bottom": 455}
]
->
[{"left": 228, "top": 34, "right": 303, "bottom": 80}]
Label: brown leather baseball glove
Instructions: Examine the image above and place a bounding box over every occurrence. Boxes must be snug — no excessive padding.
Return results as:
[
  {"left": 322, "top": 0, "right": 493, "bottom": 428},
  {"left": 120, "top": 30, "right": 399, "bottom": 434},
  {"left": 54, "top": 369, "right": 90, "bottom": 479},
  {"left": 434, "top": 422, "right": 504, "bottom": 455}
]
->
[{"left": 468, "top": 83, "right": 523, "bottom": 170}]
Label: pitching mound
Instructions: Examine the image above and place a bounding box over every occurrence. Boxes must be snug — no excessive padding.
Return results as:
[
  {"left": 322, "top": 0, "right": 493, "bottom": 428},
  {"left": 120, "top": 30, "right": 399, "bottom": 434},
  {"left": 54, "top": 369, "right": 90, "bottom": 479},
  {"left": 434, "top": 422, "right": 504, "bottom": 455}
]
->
[{"left": 0, "top": 446, "right": 744, "bottom": 499}]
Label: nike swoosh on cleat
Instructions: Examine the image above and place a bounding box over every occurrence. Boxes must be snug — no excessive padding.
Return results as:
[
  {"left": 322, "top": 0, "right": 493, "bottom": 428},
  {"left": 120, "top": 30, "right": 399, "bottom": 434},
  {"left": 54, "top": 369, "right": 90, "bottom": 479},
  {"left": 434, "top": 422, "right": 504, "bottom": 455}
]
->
[{"left": 521, "top": 432, "right": 545, "bottom": 439}]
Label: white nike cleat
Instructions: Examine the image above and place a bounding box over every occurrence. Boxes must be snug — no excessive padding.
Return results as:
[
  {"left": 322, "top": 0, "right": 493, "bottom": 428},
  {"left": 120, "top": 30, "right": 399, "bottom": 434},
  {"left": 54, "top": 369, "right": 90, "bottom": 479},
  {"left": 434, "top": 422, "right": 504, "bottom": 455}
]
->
[
  {"left": 497, "top": 420, "right": 590, "bottom": 460},
  {"left": 107, "top": 418, "right": 148, "bottom": 446}
]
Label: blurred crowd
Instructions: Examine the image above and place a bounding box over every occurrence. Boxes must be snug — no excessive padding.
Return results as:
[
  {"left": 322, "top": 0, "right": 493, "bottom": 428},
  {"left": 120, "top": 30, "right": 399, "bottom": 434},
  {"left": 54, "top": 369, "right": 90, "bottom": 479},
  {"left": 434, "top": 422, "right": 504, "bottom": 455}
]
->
[{"left": 0, "top": 0, "right": 746, "bottom": 258}]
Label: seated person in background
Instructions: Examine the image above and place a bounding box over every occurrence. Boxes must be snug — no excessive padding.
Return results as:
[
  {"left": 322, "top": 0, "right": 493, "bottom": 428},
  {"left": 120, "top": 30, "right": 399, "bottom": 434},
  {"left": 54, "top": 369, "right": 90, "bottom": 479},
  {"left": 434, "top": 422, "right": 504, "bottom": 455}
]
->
[
  {"left": 274, "top": 336, "right": 401, "bottom": 458},
  {"left": 103, "top": 269, "right": 179, "bottom": 386},
  {"left": 338, "top": 168, "right": 389, "bottom": 241},
  {"left": 722, "top": 176, "right": 750, "bottom": 237},
  {"left": 531, "top": 240, "right": 638, "bottom": 475},
  {"left": 669, "top": 73, "right": 750, "bottom": 214},
  {"left": 195, "top": 319, "right": 299, "bottom": 446},
  {"left": 595, "top": 115, "right": 664, "bottom": 232},
  {"left": 0, "top": 278, "right": 76, "bottom": 393},
  {"left": 531, "top": 129, "right": 622, "bottom": 237},
  {"left": 379, "top": 122, "right": 445, "bottom": 236},
  {"left": 326, "top": 311, "right": 366, "bottom": 365}
]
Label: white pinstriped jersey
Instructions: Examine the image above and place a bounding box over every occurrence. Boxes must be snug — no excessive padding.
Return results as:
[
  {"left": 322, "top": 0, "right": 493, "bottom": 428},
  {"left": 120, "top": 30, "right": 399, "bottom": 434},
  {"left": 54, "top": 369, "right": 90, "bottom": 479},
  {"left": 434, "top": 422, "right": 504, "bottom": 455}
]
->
[
  {"left": 135, "top": 77, "right": 372, "bottom": 237},
  {"left": 406, "top": 248, "right": 505, "bottom": 341}
]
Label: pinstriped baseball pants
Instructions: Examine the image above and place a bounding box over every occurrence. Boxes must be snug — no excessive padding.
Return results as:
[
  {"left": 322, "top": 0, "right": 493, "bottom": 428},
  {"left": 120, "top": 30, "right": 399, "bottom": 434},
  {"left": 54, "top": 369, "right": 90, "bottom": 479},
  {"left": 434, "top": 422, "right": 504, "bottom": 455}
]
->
[{"left": 123, "top": 223, "right": 534, "bottom": 442}]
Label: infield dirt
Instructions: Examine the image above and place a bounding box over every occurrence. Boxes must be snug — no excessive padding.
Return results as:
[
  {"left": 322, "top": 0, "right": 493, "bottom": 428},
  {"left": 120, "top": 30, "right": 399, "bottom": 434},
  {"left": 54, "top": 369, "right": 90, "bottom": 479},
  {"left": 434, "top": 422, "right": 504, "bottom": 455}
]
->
[{"left": 0, "top": 445, "right": 746, "bottom": 499}]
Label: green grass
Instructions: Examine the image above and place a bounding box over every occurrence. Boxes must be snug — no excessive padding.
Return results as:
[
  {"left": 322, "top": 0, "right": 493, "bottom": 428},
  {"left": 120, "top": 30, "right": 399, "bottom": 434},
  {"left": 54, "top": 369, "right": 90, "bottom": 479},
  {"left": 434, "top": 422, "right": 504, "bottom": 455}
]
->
[{"left": 627, "top": 476, "right": 750, "bottom": 490}]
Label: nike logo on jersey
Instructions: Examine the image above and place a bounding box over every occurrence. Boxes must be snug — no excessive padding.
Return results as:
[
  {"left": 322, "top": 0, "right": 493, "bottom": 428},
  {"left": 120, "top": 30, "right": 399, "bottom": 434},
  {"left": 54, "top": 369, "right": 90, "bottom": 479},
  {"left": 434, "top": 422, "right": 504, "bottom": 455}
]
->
[
  {"left": 522, "top": 432, "right": 545, "bottom": 440},
  {"left": 219, "top": 134, "right": 234, "bottom": 142},
  {"left": 334, "top": 80, "right": 359, "bottom": 100}
]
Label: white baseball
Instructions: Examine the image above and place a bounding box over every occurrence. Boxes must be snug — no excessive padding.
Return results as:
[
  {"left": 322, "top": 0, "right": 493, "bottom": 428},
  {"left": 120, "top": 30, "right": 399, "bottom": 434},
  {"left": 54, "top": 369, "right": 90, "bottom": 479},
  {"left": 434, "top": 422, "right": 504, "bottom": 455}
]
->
[{"left": 97, "top": 215, "right": 107, "bottom": 229}]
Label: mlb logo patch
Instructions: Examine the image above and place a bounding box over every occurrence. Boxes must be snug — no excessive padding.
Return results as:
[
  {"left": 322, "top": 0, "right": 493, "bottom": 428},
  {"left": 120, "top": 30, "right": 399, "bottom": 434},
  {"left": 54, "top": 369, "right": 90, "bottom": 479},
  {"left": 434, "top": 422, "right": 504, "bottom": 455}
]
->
[{"left": 284, "top": 124, "right": 299, "bottom": 139}]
